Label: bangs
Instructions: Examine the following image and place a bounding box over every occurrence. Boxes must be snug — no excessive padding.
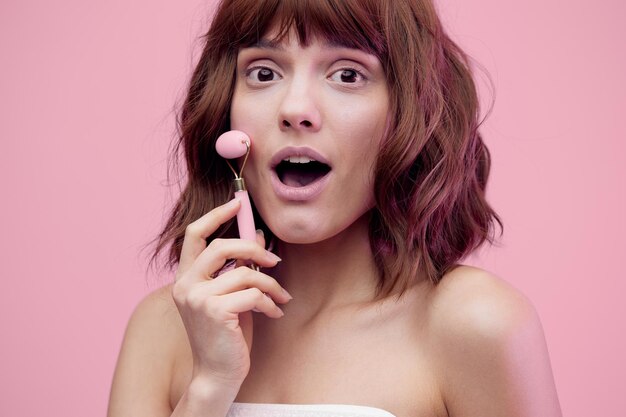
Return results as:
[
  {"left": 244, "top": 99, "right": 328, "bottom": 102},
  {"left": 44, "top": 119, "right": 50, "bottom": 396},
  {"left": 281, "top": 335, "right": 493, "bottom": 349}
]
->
[{"left": 215, "top": 0, "right": 386, "bottom": 57}]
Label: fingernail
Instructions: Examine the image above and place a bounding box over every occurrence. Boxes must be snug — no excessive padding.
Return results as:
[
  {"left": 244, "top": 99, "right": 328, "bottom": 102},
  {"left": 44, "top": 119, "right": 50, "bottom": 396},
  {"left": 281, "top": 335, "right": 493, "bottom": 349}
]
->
[
  {"left": 265, "top": 250, "right": 281, "bottom": 262},
  {"left": 282, "top": 288, "right": 293, "bottom": 300},
  {"left": 228, "top": 198, "right": 241, "bottom": 207},
  {"left": 256, "top": 229, "right": 264, "bottom": 238}
]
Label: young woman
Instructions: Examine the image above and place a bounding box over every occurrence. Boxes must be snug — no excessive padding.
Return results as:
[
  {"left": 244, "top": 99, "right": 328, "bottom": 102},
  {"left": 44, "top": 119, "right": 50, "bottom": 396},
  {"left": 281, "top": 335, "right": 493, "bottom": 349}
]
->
[{"left": 108, "top": 0, "right": 562, "bottom": 416}]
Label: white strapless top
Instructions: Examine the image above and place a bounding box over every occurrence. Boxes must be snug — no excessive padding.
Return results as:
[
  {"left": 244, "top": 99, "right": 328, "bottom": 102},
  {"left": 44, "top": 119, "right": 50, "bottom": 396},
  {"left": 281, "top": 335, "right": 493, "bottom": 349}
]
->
[{"left": 226, "top": 402, "right": 397, "bottom": 417}]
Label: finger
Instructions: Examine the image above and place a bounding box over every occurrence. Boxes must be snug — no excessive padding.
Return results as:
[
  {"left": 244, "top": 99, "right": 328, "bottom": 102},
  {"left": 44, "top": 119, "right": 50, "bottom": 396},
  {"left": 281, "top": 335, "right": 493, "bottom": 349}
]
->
[
  {"left": 235, "top": 229, "right": 266, "bottom": 269},
  {"left": 218, "top": 288, "right": 285, "bottom": 319},
  {"left": 207, "top": 266, "right": 291, "bottom": 304},
  {"left": 178, "top": 198, "right": 241, "bottom": 276},
  {"left": 186, "top": 238, "right": 281, "bottom": 284},
  {"left": 255, "top": 229, "right": 266, "bottom": 249}
]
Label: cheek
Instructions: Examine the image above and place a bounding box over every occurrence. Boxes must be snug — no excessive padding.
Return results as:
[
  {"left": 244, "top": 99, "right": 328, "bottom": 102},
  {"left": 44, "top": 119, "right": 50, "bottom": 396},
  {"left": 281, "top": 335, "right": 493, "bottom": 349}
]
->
[
  {"left": 230, "top": 88, "right": 276, "bottom": 134},
  {"left": 340, "top": 110, "right": 387, "bottom": 207},
  {"left": 332, "top": 92, "right": 388, "bottom": 139},
  {"left": 230, "top": 93, "right": 254, "bottom": 133},
  {"left": 339, "top": 108, "right": 386, "bottom": 173}
]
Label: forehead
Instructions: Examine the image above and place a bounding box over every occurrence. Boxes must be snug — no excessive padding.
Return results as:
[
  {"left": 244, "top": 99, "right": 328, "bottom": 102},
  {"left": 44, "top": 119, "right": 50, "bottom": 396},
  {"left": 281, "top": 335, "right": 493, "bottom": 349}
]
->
[{"left": 238, "top": 33, "right": 385, "bottom": 71}]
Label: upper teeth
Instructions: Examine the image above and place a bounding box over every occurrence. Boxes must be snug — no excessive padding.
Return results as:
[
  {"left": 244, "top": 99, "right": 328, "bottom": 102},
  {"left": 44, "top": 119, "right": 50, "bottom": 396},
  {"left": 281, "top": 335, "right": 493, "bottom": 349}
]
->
[{"left": 283, "top": 156, "right": 315, "bottom": 163}]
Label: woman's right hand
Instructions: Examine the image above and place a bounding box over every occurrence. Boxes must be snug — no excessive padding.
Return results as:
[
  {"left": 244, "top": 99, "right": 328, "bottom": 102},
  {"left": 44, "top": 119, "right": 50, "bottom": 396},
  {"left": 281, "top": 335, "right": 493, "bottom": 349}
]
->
[{"left": 171, "top": 198, "right": 292, "bottom": 391}]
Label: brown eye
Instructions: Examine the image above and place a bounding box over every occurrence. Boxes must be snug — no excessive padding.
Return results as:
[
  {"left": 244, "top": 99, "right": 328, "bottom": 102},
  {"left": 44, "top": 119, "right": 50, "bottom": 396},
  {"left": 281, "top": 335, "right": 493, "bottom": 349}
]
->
[
  {"left": 247, "top": 67, "right": 278, "bottom": 82},
  {"left": 340, "top": 69, "right": 358, "bottom": 83},
  {"left": 329, "top": 68, "right": 365, "bottom": 84},
  {"left": 258, "top": 68, "right": 274, "bottom": 81}
]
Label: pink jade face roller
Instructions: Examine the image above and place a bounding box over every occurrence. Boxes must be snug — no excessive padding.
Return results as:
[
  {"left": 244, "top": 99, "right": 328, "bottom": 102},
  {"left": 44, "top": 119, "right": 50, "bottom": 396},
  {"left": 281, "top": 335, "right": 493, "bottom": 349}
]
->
[
  {"left": 215, "top": 130, "right": 257, "bottom": 243},
  {"left": 216, "top": 131, "right": 273, "bottom": 309}
]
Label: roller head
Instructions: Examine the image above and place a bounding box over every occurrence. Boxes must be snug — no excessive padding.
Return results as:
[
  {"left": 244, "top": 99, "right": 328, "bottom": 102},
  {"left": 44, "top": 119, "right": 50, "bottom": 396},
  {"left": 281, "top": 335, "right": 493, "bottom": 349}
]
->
[{"left": 216, "top": 130, "right": 251, "bottom": 159}]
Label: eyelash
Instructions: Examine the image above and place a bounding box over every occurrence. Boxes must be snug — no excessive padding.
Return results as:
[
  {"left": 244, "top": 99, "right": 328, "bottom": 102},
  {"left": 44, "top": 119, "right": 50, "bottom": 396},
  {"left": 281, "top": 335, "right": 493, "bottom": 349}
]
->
[
  {"left": 245, "top": 66, "right": 280, "bottom": 82},
  {"left": 329, "top": 68, "right": 367, "bottom": 84},
  {"left": 244, "top": 66, "right": 368, "bottom": 85}
]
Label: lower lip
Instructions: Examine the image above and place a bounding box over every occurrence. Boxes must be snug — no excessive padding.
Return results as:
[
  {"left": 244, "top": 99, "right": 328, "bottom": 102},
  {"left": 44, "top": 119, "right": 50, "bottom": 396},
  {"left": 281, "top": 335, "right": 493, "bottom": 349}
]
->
[{"left": 270, "top": 170, "right": 331, "bottom": 201}]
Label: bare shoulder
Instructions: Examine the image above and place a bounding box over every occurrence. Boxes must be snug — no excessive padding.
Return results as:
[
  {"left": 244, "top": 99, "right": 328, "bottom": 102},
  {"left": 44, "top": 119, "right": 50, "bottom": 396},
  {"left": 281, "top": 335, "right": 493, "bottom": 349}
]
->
[
  {"left": 108, "top": 282, "right": 186, "bottom": 417},
  {"left": 429, "top": 265, "right": 538, "bottom": 341},
  {"left": 132, "top": 282, "right": 181, "bottom": 326},
  {"left": 123, "top": 282, "right": 186, "bottom": 352},
  {"left": 426, "top": 265, "right": 561, "bottom": 417}
]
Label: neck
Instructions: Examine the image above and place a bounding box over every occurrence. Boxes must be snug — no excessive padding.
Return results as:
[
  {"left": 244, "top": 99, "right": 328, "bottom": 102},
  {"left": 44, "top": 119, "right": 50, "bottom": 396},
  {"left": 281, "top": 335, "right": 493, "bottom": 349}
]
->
[{"left": 269, "top": 213, "right": 381, "bottom": 316}]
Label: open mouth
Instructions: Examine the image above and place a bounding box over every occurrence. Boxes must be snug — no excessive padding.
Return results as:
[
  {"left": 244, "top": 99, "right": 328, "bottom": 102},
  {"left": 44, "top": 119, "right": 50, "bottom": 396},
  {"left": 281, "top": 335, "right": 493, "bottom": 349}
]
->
[{"left": 275, "top": 157, "right": 332, "bottom": 187}]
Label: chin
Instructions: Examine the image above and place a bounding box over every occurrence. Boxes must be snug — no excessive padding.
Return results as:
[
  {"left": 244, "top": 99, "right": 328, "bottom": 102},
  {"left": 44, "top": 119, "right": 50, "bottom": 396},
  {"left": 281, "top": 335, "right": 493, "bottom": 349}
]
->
[
  {"left": 269, "top": 224, "right": 329, "bottom": 245},
  {"left": 265, "top": 213, "right": 369, "bottom": 247}
]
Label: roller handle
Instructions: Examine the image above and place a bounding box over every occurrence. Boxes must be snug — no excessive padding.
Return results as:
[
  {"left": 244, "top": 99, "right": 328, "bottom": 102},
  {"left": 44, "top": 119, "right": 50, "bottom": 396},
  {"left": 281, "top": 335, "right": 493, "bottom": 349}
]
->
[{"left": 234, "top": 190, "right": 256, "bottom": 241}]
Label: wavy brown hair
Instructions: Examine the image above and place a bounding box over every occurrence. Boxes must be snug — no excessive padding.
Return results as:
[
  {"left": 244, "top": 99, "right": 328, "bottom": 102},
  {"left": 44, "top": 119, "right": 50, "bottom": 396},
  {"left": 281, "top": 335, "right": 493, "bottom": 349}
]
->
[{"left": 146, "top": 0, "right": 503, "bottom": 300}]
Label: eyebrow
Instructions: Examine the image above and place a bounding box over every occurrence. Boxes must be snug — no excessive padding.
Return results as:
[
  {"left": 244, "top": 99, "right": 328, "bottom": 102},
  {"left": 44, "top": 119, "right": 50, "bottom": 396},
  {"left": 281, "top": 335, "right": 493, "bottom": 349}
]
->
[
  {"left": 249, "top": 39, "right": 286, "bottom": 51},
  {"left": 248, "top": 38, "right": 363, "bottom": 52}
]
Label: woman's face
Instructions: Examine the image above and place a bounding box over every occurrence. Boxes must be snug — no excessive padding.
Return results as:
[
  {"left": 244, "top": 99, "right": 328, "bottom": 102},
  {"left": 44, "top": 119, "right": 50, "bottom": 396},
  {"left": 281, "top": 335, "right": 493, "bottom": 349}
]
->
[{"left": 230, "top": 31, "right": 389, "bottom": 244}]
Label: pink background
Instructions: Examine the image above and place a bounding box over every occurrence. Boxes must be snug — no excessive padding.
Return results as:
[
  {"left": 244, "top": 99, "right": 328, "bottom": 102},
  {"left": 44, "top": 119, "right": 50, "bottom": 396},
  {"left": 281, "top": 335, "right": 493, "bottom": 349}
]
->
[{"left": 1, "top": 0, "right": 624, "bottom": 415}]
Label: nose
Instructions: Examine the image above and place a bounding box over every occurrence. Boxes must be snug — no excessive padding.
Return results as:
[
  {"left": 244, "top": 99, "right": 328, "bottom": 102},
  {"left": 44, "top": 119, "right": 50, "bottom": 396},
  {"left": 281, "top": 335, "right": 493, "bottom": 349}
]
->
[{"left": 278, "top": 77, "right": 321, "bottom": 133}]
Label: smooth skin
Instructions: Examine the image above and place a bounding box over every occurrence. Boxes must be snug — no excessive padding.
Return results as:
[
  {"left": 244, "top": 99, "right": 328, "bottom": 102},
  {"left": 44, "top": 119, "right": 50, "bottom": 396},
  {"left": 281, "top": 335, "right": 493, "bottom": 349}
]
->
[
  {"left": 107, "top": 33, "right": 562, "bottom": 417},
  {"left": 107, "top": 207, "right": 562, "bottom": 416},
  {"left": 108, "top": 199, "right": 292, "bottom": 417},
  {"left": 231, "top": 35, "right": 389, "bottom": 246}
]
